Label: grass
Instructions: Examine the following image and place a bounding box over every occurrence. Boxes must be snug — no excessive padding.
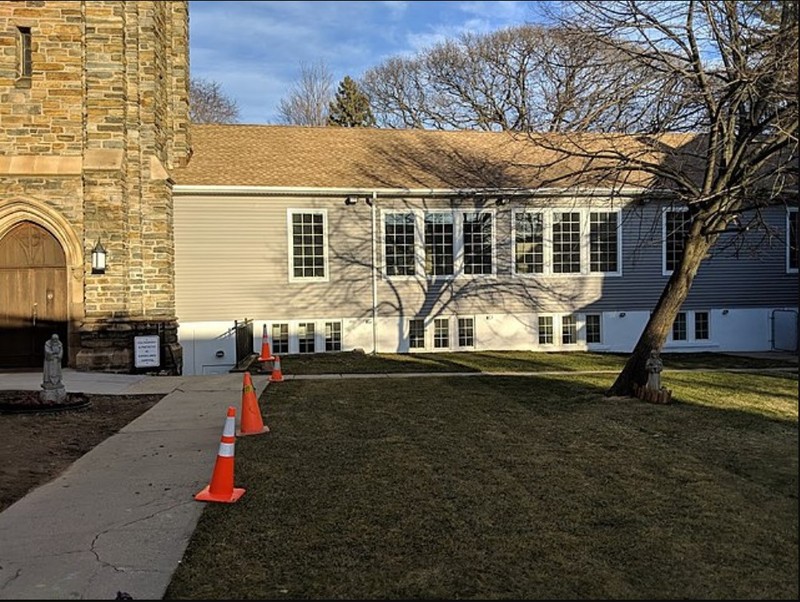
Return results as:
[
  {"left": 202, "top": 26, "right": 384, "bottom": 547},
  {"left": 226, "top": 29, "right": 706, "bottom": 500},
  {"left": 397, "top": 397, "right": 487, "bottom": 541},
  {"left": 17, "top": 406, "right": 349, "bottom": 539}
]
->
[
  {"left": 269, "top": 349, "right": 797, "bottom": 375},
  {"left": 165, "top": 353, "right": 798, "bottom": 600}
]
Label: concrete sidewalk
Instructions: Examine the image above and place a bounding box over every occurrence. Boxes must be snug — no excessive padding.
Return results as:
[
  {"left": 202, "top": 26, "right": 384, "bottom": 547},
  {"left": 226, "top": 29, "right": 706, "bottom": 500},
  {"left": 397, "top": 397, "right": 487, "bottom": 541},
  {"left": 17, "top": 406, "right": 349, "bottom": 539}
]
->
[{"left": 0, "top": 371, "right": 270, "bottom": 601}]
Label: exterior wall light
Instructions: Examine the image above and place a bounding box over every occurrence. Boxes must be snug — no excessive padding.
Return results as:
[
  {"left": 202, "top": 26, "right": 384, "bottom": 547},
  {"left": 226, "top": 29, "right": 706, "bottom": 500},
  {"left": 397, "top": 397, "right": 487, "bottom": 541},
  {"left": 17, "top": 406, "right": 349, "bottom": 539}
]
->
[
  {"left": 344, "top": 196, "right": 358, "bottom": 206},
  {"left": 91, "top": 239, "right": 107, "bottom": 274}
]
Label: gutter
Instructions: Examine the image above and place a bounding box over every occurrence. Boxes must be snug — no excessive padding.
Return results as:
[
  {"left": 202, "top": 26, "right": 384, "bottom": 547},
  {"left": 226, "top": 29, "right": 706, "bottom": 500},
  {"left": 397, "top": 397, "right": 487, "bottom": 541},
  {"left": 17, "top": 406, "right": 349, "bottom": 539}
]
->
[{"left": 172, "top": 184, "right": 666, "bottom": 199}]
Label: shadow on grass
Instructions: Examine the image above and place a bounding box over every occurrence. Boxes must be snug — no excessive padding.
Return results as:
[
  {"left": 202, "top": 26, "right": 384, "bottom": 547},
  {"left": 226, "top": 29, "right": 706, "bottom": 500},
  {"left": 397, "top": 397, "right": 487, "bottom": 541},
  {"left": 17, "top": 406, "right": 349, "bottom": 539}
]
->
[
  {"left": 267, "top": 350, "right": 796, "bottom": 378},
  {"left": 167, "top": 371, "right": 798, "bottom": 600}
]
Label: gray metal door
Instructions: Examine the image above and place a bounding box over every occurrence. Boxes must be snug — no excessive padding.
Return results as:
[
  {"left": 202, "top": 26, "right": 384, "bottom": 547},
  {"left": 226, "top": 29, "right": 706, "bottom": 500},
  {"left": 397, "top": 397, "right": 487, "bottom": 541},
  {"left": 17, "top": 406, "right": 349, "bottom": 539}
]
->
[{"left": 772, "top": 310, "right": 798, "bottom": 352}]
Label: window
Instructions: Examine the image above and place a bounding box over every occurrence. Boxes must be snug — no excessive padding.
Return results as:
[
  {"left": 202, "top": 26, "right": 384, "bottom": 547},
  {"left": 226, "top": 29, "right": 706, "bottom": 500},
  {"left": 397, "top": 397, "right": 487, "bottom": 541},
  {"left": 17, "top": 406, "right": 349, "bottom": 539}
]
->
[
  {"left": 562, "top": 315, "right": 577, "bottom": 345},
  {"left": 672, "top": 312, "right": 687, "bottom": 341},
  {"left": 586, "top": 314, "right": 601, "bottom": 344},
  {"left": 424, "top": 213, "right": 454, "bottom": 276},
  {"left": 538, "top": 316, "right": 553, "bottom": 345},
  {"left": 590, "top": 212, "right": 618, "bottom": 273},
  {"left": 552, "top": 212, "right": 581, "bottom": 273},
  {"left": 289, "top": 211, "right": 327, "bottom": 280},
  {"left": 665, "top": 210, "right": 690, "bottom": 273},
  {"left": 325, "top": 321, "right": 342, "bottom": 351},
  {"left": 515, "top": 209, "right": 619, "bottom": 276},
  {"left": 789, "top": 208, "right": 798, "bottom": 272},
  {"left": 458, "top": 317, "right": 474, "bottom": 347},
  {"left": 514, "top": 211, "right": 544, "bottom": 274},
  {"left": 409, "top": 319, "right": 425, "bottom": 349},
  {"left": 463, "top": 212, "right": 493, "bottom": 274},
  {"left": 18, "top": 27, "right": 31, "bottom": 79},
  {"left": 271, "top": 324, "right": 289, "bottom": 355},
  {"left": 695, "top": 312, "right": 709, "bottom": 340},
  {"left": 298, "top": 322, "right": 315, "bottom": 353},
  {"left": 433, "top": 318, "right": 450, "bottom": 349},
  {"left": 384, "top": 213, "right": 416, "bottom": 276}
]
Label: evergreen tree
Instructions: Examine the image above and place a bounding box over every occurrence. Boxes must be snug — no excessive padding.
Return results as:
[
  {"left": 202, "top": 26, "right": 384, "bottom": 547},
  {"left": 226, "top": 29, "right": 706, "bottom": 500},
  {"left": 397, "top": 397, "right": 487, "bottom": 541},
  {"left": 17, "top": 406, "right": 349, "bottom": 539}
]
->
[{"left": 327, "top": 76, "right": 376, "bottom": 127}]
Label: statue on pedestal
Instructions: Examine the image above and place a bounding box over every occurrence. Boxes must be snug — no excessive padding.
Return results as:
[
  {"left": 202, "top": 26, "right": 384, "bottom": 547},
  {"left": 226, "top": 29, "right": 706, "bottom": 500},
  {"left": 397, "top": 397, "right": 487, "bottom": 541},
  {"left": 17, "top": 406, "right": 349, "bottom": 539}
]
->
[
  {"left": 41, "top": 334, "right": 67, "bottom": 404},
  {"left": 645, "top": 349, "right": 663, "bottom": 391}
]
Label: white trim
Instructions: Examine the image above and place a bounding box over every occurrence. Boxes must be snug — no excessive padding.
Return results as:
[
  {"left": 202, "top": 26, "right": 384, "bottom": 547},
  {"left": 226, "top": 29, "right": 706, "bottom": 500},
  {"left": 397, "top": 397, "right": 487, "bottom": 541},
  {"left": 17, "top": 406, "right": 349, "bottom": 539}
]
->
[
  {"left": 460, "top": 208, "right": 497, "bottom": 277},
  {"left": 432, "top": 316, "right": 452, "bottom": 349},
  {"left": 511, "top": 207, "right": 622, "bottom": 277},
  {"left": 662, "top": 206, "right": 689, "bottom": 276},
  {"left": 787, "top": 207, "right": 798, "bottom": 274},
  {"left": 173, "top": 184, "right": 658, "bottom": 198},
  {"left": 380, "top": 209, "right": 418, "bottom": 279},
  {"left": 287, "top": 208, "right": 329, "bottom": 283},
  {"left": 456, "top": 315, "right": 476, "bottom": 349},
  {"left": 537, "top": 314, "right": 555, "bottom": 347}
]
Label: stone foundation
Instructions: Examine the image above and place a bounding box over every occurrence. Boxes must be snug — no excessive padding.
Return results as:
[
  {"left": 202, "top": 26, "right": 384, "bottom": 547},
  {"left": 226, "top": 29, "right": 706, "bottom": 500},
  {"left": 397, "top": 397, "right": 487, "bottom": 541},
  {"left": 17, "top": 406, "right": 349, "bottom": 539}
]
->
[{"left": 75, "top": 319, "right": 183, "bottom": 375}]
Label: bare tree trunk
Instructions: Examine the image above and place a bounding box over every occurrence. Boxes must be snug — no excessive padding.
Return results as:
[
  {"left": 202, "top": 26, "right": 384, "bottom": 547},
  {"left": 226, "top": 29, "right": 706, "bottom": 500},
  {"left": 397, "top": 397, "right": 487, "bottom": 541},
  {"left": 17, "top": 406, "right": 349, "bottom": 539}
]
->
[{"left": 606, "top": 228, "right": 713, "bottom": 397}]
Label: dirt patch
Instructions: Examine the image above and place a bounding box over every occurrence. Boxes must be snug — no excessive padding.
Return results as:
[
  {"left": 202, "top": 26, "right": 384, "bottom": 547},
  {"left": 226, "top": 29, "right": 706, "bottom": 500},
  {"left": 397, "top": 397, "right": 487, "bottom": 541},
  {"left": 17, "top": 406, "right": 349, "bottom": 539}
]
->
[{"left": 0, "top": 390, "right": 164, "bottom": 512}]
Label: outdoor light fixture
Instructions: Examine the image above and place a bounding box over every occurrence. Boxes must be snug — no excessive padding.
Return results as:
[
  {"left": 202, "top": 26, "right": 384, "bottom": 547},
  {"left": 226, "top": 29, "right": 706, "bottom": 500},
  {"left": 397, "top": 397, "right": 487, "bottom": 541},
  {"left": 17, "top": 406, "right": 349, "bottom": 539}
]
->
[
  {"left": 619, "top": 312, "right": 626, "bottom": 318},
  {"left": 91, "top": 239, "right": 107, "bottom": 274},
  {"left": 495, "top": 197, "right": 509, "bottom": 206},
  {"left": 344, "top": 196, "right": 358, "bottom": 206}
]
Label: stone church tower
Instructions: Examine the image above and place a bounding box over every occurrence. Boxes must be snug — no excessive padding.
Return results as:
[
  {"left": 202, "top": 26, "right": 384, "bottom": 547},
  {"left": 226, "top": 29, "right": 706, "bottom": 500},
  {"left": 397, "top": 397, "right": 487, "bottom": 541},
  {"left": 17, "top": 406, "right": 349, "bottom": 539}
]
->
[{"left": 0, "top": 1, "right": 191, "bottom": 373}]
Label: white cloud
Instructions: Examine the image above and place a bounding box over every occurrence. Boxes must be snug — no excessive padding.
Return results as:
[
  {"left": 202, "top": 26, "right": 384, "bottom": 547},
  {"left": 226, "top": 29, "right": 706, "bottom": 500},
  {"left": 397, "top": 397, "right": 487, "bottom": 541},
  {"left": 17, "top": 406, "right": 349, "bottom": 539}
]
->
[{"left": 188, "top": 0, "right": 542, "bottom": 124}]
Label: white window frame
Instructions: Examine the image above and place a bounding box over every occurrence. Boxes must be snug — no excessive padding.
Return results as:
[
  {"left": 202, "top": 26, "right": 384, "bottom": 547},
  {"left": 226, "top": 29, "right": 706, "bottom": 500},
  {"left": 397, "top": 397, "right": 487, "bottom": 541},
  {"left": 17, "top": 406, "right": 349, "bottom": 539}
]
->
[
  {"left": 561, "top": 314, "right": 578, "bottom": 345},
  {"left": 694, "top": 311, "right": 710, "bottom": 341},
  {"left": 537, "top": 315, "right": 555, "bottom": 346},
  {"left": 324, "top": 321, "right": 342, "bottom": 352},
  {"left": 408, "top": 318, "right": 426, "bottom": 350},
  {"left": 662, "top": 206, "right": 689, "bottom": 276},
  {"left": 457, "top": 316, "right": 475, "bottom": 349},
  {"left": 381, "top": 210, "right": 421, "bottom": 279},
  {"left": 270, "top": 323, "right": 290, "bottom": 355},
  {"left": 585, "top": 313, "right": 602, "bottom": 345},
  {"left": 461, "top": 210, "right": 496, "bottom": 277},
  {"left": 670, "top": 311, "right": 687, "bottom": 341},
  {"left": 287, "top": 209, "right": 329, "bottom": 283},
  {"left": 382, "top": 209, "right": 496, "bottom": 280},
  {"left": 433, "top": 317, "right": 451, "bottom": 349},
  {"left": 787, "top": 207, "right": 798, "bottom": 274},
  {"left": 513, "top": 208, "right": 622, "bottom": 277}
]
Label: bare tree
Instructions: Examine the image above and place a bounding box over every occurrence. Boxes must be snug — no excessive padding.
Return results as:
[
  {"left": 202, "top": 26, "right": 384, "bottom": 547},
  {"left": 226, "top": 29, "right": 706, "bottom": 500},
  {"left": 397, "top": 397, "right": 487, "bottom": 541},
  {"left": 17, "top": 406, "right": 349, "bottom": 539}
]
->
[
  {"left": 361, "top": 24, "right": 661, "bottom": 132},
  {"left": 533, "top": 0, "right": 798, "bottom": 395},
  {"left": 189, "top": 77, "right": 240, "bottom": 124},
  {"left": 278, "top": 60, "right": 334, "bottom": 126}
]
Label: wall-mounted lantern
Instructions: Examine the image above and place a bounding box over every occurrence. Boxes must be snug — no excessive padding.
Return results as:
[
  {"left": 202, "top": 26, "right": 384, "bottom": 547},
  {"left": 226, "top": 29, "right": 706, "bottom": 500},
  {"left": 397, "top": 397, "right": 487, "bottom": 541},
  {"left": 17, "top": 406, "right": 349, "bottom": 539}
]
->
[{"left": 91, "top": 240, "right": 107, "bottom": 274}]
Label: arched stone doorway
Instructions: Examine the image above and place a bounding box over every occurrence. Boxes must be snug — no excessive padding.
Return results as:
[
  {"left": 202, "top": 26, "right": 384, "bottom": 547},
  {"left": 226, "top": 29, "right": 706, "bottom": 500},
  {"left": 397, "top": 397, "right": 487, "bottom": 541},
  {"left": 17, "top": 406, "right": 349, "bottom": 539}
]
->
[{"left": 0, "top": 221, "right": 69, "bottom": 369}]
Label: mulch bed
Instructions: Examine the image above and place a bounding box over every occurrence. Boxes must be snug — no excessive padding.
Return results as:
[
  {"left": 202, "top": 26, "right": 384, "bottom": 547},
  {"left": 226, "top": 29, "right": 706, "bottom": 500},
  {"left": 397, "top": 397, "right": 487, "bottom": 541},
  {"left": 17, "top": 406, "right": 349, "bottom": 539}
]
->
[{"left": 0, "top": 389, "right": 91, "bottom": 415}]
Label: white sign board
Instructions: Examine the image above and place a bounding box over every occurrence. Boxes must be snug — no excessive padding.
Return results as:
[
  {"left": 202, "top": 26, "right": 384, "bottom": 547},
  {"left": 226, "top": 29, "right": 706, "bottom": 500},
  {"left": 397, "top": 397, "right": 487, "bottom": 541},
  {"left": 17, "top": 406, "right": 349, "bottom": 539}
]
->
[{"left": 134, "top": 335, "right": 160, "bottom": 368}]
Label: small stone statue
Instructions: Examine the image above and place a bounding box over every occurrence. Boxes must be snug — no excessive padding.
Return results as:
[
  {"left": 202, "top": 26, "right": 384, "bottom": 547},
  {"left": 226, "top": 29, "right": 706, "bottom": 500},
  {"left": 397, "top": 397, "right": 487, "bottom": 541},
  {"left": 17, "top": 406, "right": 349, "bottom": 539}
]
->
[
  {"left": 41, "top": 333, "right": 66, "bottom": 403},
  {"left": 645, "top": 349, "right": 663, "bottom": 391}
]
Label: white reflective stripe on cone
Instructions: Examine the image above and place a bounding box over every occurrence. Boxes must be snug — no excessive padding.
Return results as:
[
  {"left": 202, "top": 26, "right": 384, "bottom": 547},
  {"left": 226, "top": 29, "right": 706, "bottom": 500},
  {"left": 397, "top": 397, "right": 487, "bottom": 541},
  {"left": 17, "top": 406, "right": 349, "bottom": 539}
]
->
[
  {"left": 222, "top": 417, "right": 236, "bottom": 437},
  {"left": 217, "top": 441, "right": 235, "bottom": 457}
]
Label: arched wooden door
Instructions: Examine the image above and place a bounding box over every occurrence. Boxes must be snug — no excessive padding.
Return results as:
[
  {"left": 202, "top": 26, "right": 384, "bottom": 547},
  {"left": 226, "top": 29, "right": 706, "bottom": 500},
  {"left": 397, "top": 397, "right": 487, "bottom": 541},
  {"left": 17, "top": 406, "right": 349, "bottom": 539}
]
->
[{"left": 0, "top": 221, "right": 68, "bottom": 369}]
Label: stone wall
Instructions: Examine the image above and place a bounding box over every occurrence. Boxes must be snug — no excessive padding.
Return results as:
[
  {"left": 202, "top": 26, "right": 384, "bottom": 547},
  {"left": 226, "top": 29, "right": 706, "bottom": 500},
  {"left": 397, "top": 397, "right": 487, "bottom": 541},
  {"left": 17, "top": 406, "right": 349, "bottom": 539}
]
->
[{"left": 0, "top": 1, "right": 191, "bottom": 374}]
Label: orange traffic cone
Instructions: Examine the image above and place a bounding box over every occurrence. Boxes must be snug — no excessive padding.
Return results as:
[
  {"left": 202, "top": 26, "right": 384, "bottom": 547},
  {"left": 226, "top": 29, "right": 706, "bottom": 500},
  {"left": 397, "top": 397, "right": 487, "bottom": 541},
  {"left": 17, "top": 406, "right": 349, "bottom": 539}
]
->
[
  {"left": 258, "top": 323, "right": 275, "bottom": 362},
  {"left": 195, "top": 406, "right": 246, "bottom": 503},
  {"left": 269, "top": 355, "right": 284, "bottom": 383},
  {"left": 238, "top": 371, "right": 268, "bottom": 436}
]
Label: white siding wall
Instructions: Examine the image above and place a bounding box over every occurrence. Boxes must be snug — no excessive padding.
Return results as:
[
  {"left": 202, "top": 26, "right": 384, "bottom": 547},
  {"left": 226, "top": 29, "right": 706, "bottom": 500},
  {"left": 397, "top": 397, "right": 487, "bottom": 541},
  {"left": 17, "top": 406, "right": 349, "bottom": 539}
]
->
[{"left": 178, "top": 306, "right": 787, "bottom": 374}]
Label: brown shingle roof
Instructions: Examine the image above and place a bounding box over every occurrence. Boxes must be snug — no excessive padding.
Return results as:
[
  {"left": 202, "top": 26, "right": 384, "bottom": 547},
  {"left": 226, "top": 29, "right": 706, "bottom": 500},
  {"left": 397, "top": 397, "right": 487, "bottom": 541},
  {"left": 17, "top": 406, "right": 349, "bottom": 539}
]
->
[{"left": 172, "top": 124, "right": 698, "bottom": 191}]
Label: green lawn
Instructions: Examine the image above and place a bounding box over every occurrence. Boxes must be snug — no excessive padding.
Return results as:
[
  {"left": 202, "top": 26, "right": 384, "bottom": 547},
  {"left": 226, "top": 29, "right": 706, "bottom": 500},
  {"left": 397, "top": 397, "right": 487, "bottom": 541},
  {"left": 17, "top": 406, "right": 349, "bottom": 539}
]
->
[
  {"left": 265, "top": 349, "right": 797, "bottom": 375},
  {"left": 166, "top": 353, "right": 798, "bottom": 600}
]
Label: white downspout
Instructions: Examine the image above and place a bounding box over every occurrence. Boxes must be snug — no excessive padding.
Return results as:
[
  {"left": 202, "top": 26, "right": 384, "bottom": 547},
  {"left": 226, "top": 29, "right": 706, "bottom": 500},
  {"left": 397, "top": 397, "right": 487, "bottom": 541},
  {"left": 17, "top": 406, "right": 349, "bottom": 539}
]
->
[{"left": 371, "top": 191, "right": 378, "bottom": 354}]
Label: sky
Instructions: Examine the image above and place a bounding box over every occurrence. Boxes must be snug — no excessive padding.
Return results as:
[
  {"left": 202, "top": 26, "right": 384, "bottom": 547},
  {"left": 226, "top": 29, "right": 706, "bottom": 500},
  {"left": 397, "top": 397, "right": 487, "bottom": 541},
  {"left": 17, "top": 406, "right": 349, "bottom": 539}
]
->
[{"left": 189, "top": 1, "right": 548, "bottom": 124}]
